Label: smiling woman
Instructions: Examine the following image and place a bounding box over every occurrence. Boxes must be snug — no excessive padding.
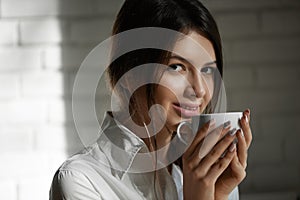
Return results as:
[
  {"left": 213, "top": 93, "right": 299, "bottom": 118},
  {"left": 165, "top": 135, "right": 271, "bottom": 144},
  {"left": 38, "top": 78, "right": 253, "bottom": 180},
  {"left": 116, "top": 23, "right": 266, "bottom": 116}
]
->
[
  {"left": 50, "top": 0, "right": 252, "bottom": 199},
  {"left": 156, "top": 32, "right": 217, "bottom": 125}
]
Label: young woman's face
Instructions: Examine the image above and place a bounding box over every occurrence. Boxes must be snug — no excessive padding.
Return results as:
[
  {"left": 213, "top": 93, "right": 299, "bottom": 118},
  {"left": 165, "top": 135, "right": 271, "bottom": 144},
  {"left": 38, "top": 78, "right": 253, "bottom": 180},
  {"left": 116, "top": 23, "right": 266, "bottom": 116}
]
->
[{"left": 154, "top": 31, "right": 217, "bottom": 130}]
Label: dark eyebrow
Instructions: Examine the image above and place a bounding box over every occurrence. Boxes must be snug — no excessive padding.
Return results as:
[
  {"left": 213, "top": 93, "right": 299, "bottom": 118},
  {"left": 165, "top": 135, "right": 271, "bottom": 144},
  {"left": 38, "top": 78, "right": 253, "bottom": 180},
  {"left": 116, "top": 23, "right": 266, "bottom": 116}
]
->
[
  {"left": 169, "top": 55, "right": 217, "bottom": 66},
  {"left": 205, "top": 61, "right": 217, "bottom": 66}
]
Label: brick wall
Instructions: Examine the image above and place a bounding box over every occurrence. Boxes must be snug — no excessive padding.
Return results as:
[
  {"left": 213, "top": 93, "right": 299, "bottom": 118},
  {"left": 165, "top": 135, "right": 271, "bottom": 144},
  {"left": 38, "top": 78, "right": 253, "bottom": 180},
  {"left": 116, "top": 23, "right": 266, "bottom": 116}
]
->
[
  {"left": 202, "top": 0, "right": 300, "bottom": 198},
  {"left": 0, "top": 0, "right": 299, "bottom": 199},
  {"left": 0, "top": 0, "right": 121, "bottom": 199}
]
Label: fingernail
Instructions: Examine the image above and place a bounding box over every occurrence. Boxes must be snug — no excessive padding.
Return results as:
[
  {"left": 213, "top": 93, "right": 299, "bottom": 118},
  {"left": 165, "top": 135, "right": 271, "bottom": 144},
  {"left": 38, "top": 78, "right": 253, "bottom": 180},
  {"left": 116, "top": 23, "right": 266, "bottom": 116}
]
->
[
  {"left": 233, "top": 137, "right": 238, "bottom": 144},
  {"left": 220, "top": 150, "right": 227, "bottom": 158},
  {"left": 229, "top": 128, "right": 237, "bottom": 136},
  {"left": 245, "top": 115, "right": 248, "bottom": 123},
  {"left": 210, "top": 118, "right": 216, "bottom": 125},
  {"left": 240, "top": 129, "right": 244, "bottom": 137},
  {"left": 223, "top": 121, "right": 231, "bottom": 128},
  {"left": 229, "top": 143, "right": 236, "bottom": 152},
  {"left": 246, "top": 109, "right": 250, "bottom": 115}
]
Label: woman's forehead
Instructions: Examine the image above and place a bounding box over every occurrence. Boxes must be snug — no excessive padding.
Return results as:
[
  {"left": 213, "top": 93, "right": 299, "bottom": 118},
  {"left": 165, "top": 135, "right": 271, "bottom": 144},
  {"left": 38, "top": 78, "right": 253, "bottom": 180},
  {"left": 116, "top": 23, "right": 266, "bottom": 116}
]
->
[{"left": 171, "top": 31, "right": 216, "bottom": 66}]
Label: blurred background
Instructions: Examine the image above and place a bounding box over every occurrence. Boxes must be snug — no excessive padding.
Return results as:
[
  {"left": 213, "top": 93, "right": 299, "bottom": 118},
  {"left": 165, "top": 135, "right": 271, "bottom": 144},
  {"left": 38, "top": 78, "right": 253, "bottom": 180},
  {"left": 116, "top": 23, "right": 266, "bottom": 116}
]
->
[{"left": 0, "top": 0, "right": 299, "bottom": 199}]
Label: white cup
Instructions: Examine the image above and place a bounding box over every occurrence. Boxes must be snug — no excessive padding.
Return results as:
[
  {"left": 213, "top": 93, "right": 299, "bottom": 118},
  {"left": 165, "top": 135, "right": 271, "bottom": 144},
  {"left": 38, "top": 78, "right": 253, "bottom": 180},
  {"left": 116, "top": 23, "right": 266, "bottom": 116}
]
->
[
  {"left": 192, "top": 112, "right": 242, "bottom": 134},
  {"left": 176, "top": 112, "right": 243, "bottom": 159},
  {"left": 177, "top": 112, "right": 242, "bottom": 145}
]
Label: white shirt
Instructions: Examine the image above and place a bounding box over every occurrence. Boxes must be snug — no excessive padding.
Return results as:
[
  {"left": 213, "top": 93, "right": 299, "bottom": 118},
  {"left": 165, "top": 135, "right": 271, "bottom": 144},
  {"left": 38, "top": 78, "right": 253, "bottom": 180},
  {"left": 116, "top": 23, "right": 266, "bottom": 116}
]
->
[{"left": 50, "top": 112, "right": 239, "bottom": 200}]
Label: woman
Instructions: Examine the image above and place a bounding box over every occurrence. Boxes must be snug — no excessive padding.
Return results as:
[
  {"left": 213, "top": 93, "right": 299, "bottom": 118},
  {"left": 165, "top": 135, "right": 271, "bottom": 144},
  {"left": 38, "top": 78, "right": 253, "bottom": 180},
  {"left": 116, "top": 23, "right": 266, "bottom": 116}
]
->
[{"left": 50, "top": 0, "right": 252, "bottom": 199}]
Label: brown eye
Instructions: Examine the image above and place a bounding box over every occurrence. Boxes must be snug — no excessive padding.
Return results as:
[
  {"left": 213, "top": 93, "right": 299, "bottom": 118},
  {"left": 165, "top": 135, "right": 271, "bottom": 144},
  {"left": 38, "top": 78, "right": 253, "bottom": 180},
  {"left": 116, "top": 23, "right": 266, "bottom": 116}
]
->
[{"left": 167, "top": 64, "right": 185, "bottom": 72}]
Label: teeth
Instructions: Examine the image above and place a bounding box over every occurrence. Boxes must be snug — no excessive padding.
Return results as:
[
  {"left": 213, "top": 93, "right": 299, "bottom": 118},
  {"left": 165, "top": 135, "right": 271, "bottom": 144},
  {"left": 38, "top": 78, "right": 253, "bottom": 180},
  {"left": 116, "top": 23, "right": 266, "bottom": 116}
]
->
[{"left": 181, "top": 105, "right": 197, "bottom": 111}]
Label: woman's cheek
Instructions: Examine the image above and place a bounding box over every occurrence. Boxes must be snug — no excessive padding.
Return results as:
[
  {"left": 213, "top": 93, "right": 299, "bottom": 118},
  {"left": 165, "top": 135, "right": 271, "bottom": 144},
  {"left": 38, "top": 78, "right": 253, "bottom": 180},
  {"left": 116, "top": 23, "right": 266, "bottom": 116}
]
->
[{"left": 160, "top": 74, "right": 187, "bottom": 98}]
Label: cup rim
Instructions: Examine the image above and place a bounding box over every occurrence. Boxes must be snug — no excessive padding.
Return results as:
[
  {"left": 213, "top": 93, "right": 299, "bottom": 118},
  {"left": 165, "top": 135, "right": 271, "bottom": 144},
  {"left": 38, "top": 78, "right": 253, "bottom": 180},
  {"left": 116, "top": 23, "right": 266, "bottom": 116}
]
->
[{"left": 194, "top": 112, "right": 243, "bottom": 117}]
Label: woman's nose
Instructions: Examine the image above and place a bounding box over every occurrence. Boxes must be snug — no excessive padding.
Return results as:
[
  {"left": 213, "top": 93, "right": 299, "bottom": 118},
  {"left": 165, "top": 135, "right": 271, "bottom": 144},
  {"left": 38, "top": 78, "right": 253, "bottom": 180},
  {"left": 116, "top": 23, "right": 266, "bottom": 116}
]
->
[{"left": 184, "top": 73, "right": 206, "bottom": 99}]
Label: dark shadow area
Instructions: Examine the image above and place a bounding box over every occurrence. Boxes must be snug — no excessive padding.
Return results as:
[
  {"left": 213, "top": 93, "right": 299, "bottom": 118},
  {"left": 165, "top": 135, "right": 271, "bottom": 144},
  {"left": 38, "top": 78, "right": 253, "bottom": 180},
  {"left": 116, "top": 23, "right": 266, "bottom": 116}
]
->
[{"left": 58, "top": 0, "right": 119, "bottom": 156}]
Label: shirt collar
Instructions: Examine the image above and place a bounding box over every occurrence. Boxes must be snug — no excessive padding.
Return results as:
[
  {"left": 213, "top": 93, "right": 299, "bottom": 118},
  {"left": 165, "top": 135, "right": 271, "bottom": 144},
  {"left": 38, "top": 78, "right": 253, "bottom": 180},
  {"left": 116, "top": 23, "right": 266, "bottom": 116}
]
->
[{"left": 97, "top": 112, "right": 149, "bottom": 179}]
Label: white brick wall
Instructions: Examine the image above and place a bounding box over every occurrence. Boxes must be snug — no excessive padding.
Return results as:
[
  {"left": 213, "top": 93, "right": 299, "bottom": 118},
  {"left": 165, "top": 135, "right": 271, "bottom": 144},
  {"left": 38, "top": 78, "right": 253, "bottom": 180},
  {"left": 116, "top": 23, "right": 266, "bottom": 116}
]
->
[
  {"left": 0, "top": 0, "right": 116, "bottom": 199},
  {"left": 18, "top": 177, "right": 53, "bottom": 200},
  {"left": 0, "top": 0, "right": 299, "bottom": 199},
  {"left": 70, "top": 18, "right": 114, "bottom": 43},
  {"left": 21, "top": 71, "right": 65, "bottom": 97},
  {"left": 1, "top": 0, "right": 95, "bottom": 17},
  {"left": 0, "top": 48, "right": 42, "bottom": 71},
  {"left": 48, "top": 99, "right": 72, "bottom": 124},
  {"left": 0, "top": 180, "right": 17, "bottom": 200},
  {"left": 43, "top": 46, "right": 92, "bottom": 69},
  {"left": 0, "top": 127, "right": 34, "bottom": 152},
  {"left": 0, "top": 21, "right": 18, "bottom": 45},
  {"left": 20, "top": 19, "right": 66, "bottom": 44},
  {"left": 0, "top": 74, "right": 19, "bottom": 99},
  {"left": 0, "top": 153, "right": 49, "bottom": 179},
  {"left": 0, "top": 99, "right": 48, "bottom": 125}
]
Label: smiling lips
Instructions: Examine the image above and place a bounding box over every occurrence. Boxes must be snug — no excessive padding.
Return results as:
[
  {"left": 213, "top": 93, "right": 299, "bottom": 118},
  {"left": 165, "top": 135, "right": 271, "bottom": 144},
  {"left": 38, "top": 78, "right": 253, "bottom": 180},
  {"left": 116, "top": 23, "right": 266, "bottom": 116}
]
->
[{"left": 173, "top": 103, "right": 201, "bottom": 118}]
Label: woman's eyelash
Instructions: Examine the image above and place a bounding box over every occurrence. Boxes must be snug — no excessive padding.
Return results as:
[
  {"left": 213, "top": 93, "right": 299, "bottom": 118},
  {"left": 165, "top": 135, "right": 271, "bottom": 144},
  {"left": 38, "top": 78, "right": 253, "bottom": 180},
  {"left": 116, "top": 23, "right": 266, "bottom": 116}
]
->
[
  {"left": 201, "top": 66, "right": 216, "bottom": 74},
  {"left": 167, "top": 64, "right": 185, "bottom": 71},
  {"left": 167, "top": 63, "right": 216, "bottom": 75}
]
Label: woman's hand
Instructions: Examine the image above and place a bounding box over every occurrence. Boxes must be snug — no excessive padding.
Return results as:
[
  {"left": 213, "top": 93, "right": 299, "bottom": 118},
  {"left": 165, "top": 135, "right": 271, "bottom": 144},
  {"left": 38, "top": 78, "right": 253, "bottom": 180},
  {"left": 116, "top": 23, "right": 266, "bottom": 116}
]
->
[
  {"left": 215, "top": 109, "right": 253, "bottom": 200},
  {"left": 182, "top": 119, "right": 238, "bottom": 200}
]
